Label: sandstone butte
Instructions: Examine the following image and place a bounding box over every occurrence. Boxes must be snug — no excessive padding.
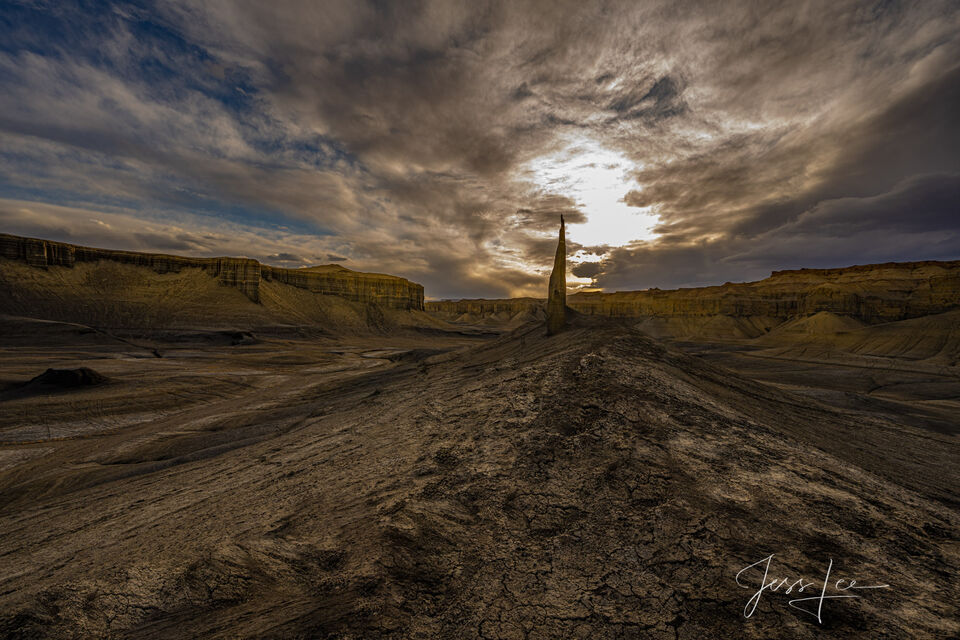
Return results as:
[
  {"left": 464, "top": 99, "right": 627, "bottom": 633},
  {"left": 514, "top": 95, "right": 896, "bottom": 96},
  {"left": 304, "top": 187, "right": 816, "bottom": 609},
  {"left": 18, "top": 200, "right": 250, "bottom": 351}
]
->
[
  {"left": 428, "top": 260, "right": 960, "bottom": 325},
  {"left": 0, "top": 233, "right": 424, "bottom": 311}
]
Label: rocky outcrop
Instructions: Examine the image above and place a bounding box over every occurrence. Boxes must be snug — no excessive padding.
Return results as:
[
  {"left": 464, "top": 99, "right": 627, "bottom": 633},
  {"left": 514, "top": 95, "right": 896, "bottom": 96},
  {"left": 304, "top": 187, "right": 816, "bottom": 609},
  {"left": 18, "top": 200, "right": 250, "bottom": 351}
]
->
[
  {"left": 546, "top": 216, "right": 567, "bottom": 335},
  {"left": 0, "top": 233, "right": 424, "bottom": 310}
]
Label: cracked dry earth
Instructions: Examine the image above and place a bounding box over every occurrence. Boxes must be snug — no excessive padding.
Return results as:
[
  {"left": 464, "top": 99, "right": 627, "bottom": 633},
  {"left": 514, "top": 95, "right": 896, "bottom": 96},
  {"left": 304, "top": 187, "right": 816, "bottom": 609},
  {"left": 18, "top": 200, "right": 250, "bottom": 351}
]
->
[{"left": 1, "top": 319, "right": 958, "bottom": 638}]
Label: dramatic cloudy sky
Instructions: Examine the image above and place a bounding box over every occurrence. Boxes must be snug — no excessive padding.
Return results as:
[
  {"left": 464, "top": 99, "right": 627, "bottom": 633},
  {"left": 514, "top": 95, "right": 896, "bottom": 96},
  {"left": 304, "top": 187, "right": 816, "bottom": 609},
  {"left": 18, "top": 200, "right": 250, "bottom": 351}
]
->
[{"left": 1, "top": 1, "right": 958, "bottom": 298}]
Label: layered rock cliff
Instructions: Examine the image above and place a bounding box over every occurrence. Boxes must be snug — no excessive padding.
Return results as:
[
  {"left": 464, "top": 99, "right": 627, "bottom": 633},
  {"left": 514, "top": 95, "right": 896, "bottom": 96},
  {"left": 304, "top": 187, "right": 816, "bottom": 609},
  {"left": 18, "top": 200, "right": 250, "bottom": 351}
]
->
[
  {"left": 0, "top": 233, "right": 424, "bottom": 310},
  {"left": 262, "top": 264, "right": 423, "bottom": 310},
  {"left": 426, "top": 260, "right": 960, "bottom": 326},
  {"left": 569, "top": 261, "right": 960, "bottom": 323}
]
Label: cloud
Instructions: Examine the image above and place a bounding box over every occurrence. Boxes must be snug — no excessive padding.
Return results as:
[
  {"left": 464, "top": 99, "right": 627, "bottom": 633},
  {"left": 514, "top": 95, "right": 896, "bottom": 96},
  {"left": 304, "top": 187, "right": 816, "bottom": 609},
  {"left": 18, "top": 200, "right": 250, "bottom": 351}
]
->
[
  {"left": 591, "top": 172, "right": 960, "bottom": 291},
  {"left": 514, "top": 194, "right": 587, "bottom": 229},
  {"left": 608, "top": 75, "right": 687, "bottom": 123},
  {"left": 0, "top": 1, "right": 958, "bottom": 297},
  {"left": 265, "top": 252, "right": 305, "bottom": 264},
  {"left": 571, "top": 261, "right": 603, "bottom": 279}
]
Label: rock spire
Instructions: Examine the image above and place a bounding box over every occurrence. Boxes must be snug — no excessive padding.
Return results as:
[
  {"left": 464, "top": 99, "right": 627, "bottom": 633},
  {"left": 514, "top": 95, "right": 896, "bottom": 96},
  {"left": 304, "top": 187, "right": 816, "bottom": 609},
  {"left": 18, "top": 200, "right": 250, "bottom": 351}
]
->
[{"left": 546, "top": 215, "right": 567, "bottom": 335}]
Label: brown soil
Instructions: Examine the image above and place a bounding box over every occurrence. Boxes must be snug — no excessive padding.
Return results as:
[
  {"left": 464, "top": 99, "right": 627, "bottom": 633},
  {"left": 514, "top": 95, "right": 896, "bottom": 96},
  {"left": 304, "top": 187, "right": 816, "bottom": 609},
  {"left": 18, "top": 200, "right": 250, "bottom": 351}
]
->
[{"left": 0, "top": 315, "right": 956, "bottom": 638}]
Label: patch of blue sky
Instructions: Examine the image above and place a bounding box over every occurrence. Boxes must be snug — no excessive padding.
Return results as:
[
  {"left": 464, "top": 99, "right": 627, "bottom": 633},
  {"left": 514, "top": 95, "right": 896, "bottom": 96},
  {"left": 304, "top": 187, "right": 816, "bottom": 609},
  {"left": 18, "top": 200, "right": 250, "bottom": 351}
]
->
[
  {"left": 0, "top": 2, "right": 354, "bottom": 239},
  {"left": 1, "top": 1, "right": 135, "bottom": 59},
  {"left": 248, "top": 135, "right": 362, "bottom": 173},
  {"left": 0, "top": 169, "right": 334, "bottom": 238},
  {"left": 1, "top": 1, "right": 259, "bottom": 112}
]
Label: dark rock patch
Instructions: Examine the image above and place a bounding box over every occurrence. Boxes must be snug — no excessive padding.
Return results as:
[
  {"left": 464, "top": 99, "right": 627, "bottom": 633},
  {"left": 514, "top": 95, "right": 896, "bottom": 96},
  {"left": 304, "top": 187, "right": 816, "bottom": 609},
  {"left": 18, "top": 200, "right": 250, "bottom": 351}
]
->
[{"left": 27, "top": 367, "right": 109, "bottom": 389}]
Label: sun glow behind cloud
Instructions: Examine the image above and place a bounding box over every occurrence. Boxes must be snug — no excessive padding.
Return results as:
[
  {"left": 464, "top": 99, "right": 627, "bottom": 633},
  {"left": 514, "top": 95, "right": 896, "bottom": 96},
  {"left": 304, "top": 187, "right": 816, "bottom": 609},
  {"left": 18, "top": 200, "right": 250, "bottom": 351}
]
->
[{"left": 524, "top": 137, "right": 660, "bottom": 249}]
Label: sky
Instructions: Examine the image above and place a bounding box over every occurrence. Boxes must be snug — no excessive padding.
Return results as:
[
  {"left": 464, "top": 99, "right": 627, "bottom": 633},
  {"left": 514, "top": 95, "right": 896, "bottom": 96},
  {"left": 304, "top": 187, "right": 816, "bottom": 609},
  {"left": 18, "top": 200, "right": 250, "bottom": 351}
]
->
[{"left": 0, "top": 0, "right": 958, "bottom": 299}]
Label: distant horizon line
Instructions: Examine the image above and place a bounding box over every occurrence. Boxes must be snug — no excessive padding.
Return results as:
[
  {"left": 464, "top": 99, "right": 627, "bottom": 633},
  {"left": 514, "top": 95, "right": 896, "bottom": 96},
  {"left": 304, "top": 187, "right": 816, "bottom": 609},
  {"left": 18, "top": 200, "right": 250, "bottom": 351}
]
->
[{"left": 4, "top": 230, "right": 960, "bottom": 302}]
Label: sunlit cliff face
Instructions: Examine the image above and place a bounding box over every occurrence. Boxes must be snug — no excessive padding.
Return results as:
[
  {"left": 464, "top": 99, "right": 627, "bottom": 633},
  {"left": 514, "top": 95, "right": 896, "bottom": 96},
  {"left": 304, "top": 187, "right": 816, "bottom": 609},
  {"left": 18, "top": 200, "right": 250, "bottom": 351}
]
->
[{"left": 0, "top": 1, "right": 958, "bottom": 299}]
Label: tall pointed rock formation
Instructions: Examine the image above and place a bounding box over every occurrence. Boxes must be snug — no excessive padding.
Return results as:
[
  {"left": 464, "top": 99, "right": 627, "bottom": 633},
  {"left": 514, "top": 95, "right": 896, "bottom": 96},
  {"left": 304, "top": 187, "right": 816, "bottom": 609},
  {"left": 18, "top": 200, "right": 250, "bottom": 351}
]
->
[{"left": 546, "top": 215, "right": 567, "bottom": 335}]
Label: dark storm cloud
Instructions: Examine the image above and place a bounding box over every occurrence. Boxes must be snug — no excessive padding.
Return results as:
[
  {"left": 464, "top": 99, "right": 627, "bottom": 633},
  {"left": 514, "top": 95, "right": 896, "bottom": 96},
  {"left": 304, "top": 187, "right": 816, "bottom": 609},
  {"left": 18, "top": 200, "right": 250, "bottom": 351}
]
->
[
  {"left": 726, "top": 173, "right": 960, "bottom": 267},
  {"left": 1, "top": 0, "right": 958, "bottom": 296},
  {"left": 571, "top": 261, "right": 603, "bottom": 279},
  {"left": 608, "top": 75, "right": 687, "bottom": 123},
  {"left": 786, "top": 173, "right": 960, "bottom": 237},
  {"left": 514, "top": 194, "right": 587, "bottom": 229}
]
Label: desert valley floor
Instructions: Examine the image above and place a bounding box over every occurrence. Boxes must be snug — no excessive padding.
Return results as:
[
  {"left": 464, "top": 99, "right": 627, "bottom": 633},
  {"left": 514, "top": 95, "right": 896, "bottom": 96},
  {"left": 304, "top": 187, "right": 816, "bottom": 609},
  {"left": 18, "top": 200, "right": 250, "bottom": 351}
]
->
[{"left": 0, "top": 311, "right": 957, "bottom": 639}]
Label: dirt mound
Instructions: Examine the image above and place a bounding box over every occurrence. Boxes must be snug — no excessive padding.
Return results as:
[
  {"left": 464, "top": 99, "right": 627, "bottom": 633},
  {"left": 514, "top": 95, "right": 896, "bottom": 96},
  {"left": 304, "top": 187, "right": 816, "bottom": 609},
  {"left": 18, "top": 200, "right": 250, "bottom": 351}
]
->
[
  {"left": 749, "top": 310, "right": 960, "bottom": 366},
  {"left": 758, "top": 311, "right": 865, "bottom": 343},
  {"left": 838, "top": 310, "right": 960, "bottom": 363},
  {"left": 790, "top": 310, "right": 865, "bottom": 334}
]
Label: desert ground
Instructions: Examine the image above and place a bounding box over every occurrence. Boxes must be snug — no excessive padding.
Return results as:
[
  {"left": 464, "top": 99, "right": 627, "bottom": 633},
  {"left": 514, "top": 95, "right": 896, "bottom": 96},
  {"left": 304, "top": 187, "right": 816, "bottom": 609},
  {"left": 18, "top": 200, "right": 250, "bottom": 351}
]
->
[
  {"left": 0, "top": 237, "right": 958, "bottom": 638},
  {"left": 1, "top": 308, "right": 957, "bottom": 639}
]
